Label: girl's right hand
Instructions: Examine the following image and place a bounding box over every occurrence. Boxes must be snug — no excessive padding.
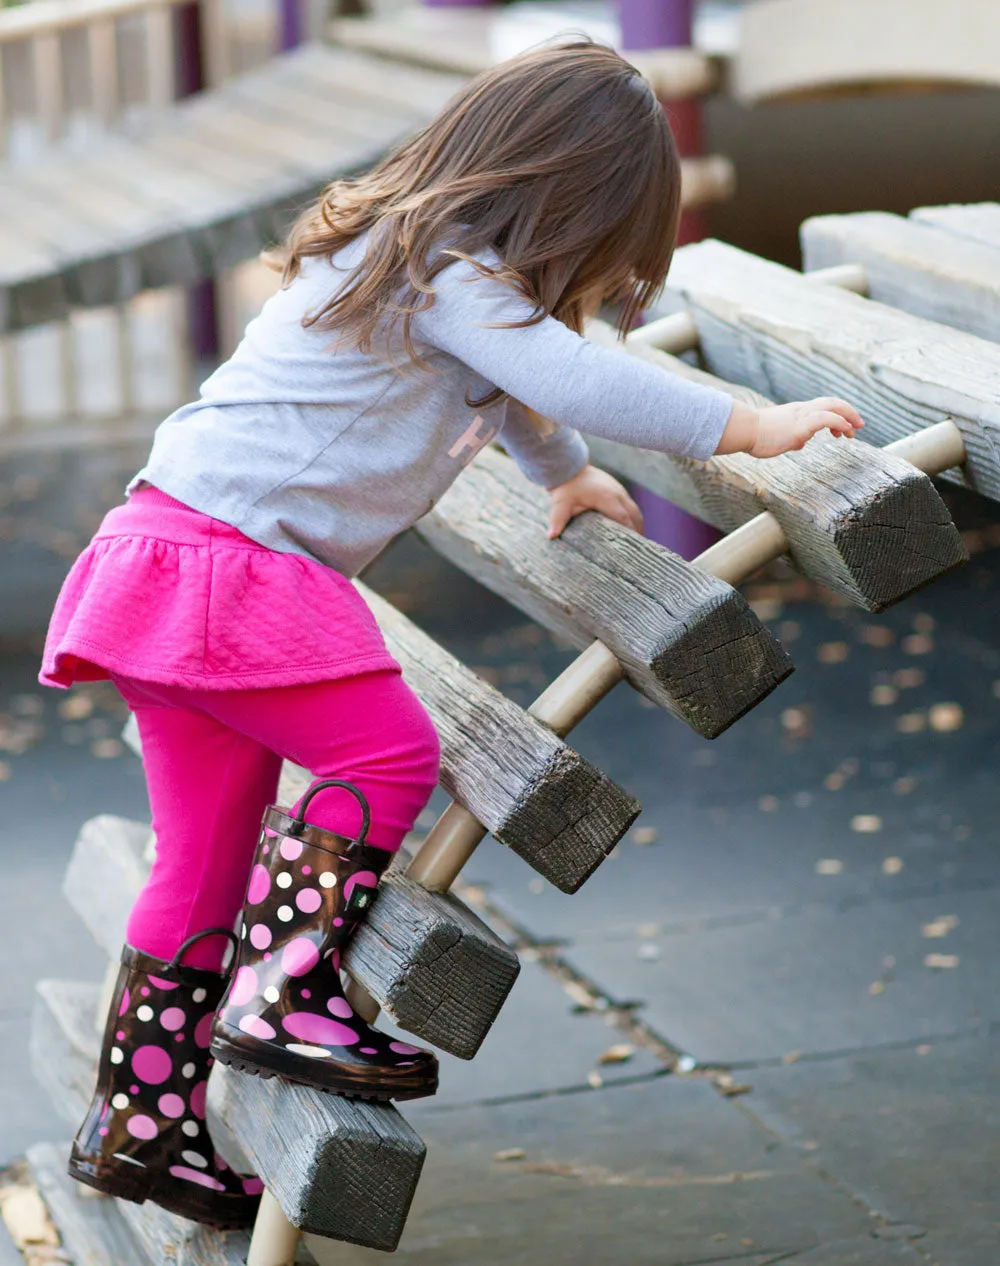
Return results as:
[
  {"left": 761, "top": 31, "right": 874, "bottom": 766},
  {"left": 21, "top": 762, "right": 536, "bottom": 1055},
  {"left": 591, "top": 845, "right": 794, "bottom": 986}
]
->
[{"left": 716, "top": 397, "right": 864, "bottom": 459}]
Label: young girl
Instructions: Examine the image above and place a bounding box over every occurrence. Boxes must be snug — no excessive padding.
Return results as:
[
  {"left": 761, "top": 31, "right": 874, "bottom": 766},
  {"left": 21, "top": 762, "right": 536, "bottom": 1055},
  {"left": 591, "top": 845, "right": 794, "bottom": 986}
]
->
[{"left": 40, "top": 39, "right": 862, "bottom": 1228}]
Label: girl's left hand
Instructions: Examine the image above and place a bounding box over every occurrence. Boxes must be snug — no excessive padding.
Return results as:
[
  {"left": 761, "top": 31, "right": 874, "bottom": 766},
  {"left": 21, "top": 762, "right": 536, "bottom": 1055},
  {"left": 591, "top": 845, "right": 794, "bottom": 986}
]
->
[{"left": 547, "top": 464, "right": 644, "bottom": 539}]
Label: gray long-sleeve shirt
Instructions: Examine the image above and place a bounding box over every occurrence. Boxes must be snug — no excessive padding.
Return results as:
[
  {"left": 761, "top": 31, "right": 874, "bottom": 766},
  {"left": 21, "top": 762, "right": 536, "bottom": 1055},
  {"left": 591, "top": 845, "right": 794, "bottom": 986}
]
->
[{"left": 132, "top": 235, "right": 734, "bottom": 577}]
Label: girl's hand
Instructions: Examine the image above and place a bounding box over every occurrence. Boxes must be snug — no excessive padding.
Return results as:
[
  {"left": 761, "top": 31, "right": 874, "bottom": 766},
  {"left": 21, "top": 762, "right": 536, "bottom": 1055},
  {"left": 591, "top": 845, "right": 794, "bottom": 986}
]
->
[
  {"left": 547, "top": 465, "right": 644, "bottom": 539},
  {"left": 716, "top": 398, "right": 864, "bottom": 458}
]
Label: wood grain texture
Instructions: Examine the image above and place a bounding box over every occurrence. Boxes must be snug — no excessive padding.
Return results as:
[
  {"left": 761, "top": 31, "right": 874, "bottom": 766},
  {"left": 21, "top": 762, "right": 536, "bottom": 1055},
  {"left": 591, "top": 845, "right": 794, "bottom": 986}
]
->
[
  {"left": 801, "top": 211, "right": 1000, "bottom": 343},
  {"left": 587, "top": 320, "right": 966, "bottom": 612},
  {"left": 911, "top": 202, "right": 1000, "bottom": 252},
  {"left": 28, "top": 1141, "right": 150, "bottom": 1266},
  {"left": 30, "top": 979, "right": 252, "bottom": 1266},
  {"left": 64, "top": 813, "right": 520, "bottom": 1058},
  {"left": 208, "top": 1064, "right": 425, "bottom": 1251},
  {"left": 0, "top": 45, "right": 462, "bottom": 333},
  {"left": 357, "top": 586, "right": 640, "bottom": 890},
  {"left": 418, "top": 446, "right": 792, "bottom": 738},
  {"left": 665, "top": 238, "right": 1000, "bottom": 502}
]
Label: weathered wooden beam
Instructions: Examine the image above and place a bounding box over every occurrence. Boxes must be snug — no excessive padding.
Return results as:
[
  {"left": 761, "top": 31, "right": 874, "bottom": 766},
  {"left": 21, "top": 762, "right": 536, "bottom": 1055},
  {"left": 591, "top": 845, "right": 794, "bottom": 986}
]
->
[
  {"left": 64, "top": 814, "right": 520, "bottom": 1059},
  {"left": 665, "top": 237, "right": 1000, "bottom": 501},
  {"left": 585, "top": 319, "right": 967, "bottom": 612},
  {"left": 353, "top": 586, "right": 639, "bottom": 889},
  {"left": 801, "top": 211, "right": 1000, "bottom": 343},
  {"left": 911, "top": 202, "right": 1000, "bottom": 252},
  {"left": 418, "top": 446, "right": 792, "bottom": 739},
  {"left": 32, "top": 977, "right": 424, "bottom": 1256},
  {"left": 733, "top": 0, "right": 1000, "bottom": 104}
]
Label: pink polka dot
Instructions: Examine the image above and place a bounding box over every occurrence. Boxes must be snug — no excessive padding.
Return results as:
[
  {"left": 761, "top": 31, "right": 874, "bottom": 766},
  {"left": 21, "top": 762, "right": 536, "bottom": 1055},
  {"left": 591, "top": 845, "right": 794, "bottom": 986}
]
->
[
  {"left": 281, "top": 938, "right": 319, "bottom": 977},
  {"left": 390, "top": 1041, "right": 421, "bottom": 1056},
  {"left": 302, "top": 866, "right": 311, "bottom": 876},
  {"left": 148, "top": 976, "right": 179, "bottom": 991},
  {"left": 301, "top": 989, "right": 311, "bottom": 1000},
  {"left": 130, "top": 1085, "right": 140, "bottom": 1095},
  {"left": 239, "top": 1014, "right": 277, "bottom": 1040},
  {"left": 132, "top": 1046, "right": 171, "bottom": 1085},
  {"left": 333, "top": 918, "right": 344, "bottom": 928},
  {"left": 116, "top": 1030, "right": 125, "bottom": 1041},
  {"left": 169, "top": 1166, "right": 226, "bottom": 1191},
  {"left": 249, "top": 924, "right": 272, "bottom": 950},
  {"left": 262, "top": 844, "right": 270, "bottom": 855},
  {"left": 229, "top": 966, "right": 258, "bottom": 1007},
  {"left": 126, "top": 1114, "right": 158, "bottom": 1140},
  {"left": 118, "top": 989, "right": 130, "bottom": 1016},
  {"left": 296, "top": 888, "right": 322, "bottom": 914},
  {"left": 98, "top": 1127, "right": 109, "bottom": 1137},
  {"left": 283, "top": 1013, "right": 358, "bottom": 1046},
  {"left": 158, "top": 1093, "right": 185, "bottom": 1118},
  {"left": 175, "top": 1033, "right": 184, "bottom": 1043},
  {"left": 161, "top": 1007, "right": 186, "bottom": 1031},
  {"left": 243, "top": 1177, "right": 265, "bottom": 1195},
  {"left": 140, "top": 987, "right": 150, "bottom": 997},
  {"left": 327, "top": 997, "right": 353, "bottom": 1019},
  {"left": 263, "top": 952, "right": 272, "bottom": 962},
  {"left": 360, "top": 1047, "right": 378, "bottom": 1055},
  {"left": 280, "top": 838, "right": 303, "bottom": 861},
  {"left": 247, "top": 864, "right": 271, "bottom": 906},
  {"left": 190, "top": 1081, "right": 208, "bottom": 1119},
  {"left": 343, "top": 870, "right": 379, "bottom": 903},
  {"left": 194, "top": 1014, "right": 214, "bottom": 1049}
]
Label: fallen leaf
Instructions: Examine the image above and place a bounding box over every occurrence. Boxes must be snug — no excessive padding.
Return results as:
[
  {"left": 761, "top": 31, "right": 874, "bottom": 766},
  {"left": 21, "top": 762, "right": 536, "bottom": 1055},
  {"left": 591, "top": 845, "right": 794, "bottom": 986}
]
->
[
  {"left": 916, "top": 1045, "right": 932, "bottom": 1056},
  {"left": 57, "top": 694, "right": 94, "bottom": 720},
  {"left": 893, "top": 668, "right": 925, "bottom": 689},
  {"left": 528, "top": 878, "right": 545, "bottom": 894},
  {"left": 632, "top": 826, "right": 658, "bottom": 846},
  {"left": 922, "top": 915, "right": 959, "bottom": 939},
  {"left": 748, "top": 597, "right": 783, "bottom": 621},
  {"left": 597, "top": 1044, "right": 635, "bottom": 1065},
  {"left": 902, "top": 633, "right": 933, "bottom": 656},
  {"left": 816, "top": 859, "right": 844, "bottom": 875},
  {"left": 716, "top": 1073, "right": 751, "bottom": 1096},
  {"left": 882, "top": 857, "right": 904, "bottom": 875},
  {"left": 781, "top": 706, "right": 812, "bottom": 738},
  {"left": 635, "top": 923, "right": 660, "bottom": 939},
  {"left": 869, "top": 981, "right": 885, "bottom": 994},
  {"left": 90, "top": 739, "right": 124, "bottom": 759},
  {"left": 896, "top": 712, "right": 926, "bottom": 734},
  {"left": 859, "top": 625, "right": 895, "bottom": 647},
  {"left": 778, "top": 620, "right": 801, "bottom": 642},
  {"left": 10, "top": 694, "right": 44, "bottom": 717},
  {"left": 913, "top": 613, "right": 935, "bottom": 633},
  {"left": 637, "top": 943, "right": 662, "bottom": 962},
  {"left": 783, "top": 1051, "right": 803, "bottom": 1064},
  {"left": 924, "top": 953, "right": 959, "bottom": 969},
  {"left": 893, "top": 776, "right": 917, "bottom": 795},
  {"left": 851, "top": 815, "right": 882, "bottom": 834},
  {"left": 0, "top": 1185, "right": 59, "bottom": 1249},
  {"left": 824, "top": 771, "right": 846, "bottom": 791},
  {"left": 817, "top": 641, "right": 849, "bottom": 664},
  {"left": 587, "top": 1071, "right": 604, "bottom": 1088},
  {"left": 758, "top": 795, "right": 779, "bottom": 812},
  {"left": 870, "top": 685, "right": 898, "bottom": 706},
  {"left": 493, "top": 1148, "right": 526, "bottom": 1162},
  {"left": 928, "top": 703, "right": 963, "bottom": 732}
]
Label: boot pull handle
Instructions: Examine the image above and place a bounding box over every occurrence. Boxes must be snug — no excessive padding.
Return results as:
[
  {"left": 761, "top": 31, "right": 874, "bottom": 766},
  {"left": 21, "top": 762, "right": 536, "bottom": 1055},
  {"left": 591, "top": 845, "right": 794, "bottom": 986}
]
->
[
  {"left": 169, "top": 926, "right": 239, "bottom": 970},
  {"left": 289, "top": 778, "right": 371, "bottom": 846}
]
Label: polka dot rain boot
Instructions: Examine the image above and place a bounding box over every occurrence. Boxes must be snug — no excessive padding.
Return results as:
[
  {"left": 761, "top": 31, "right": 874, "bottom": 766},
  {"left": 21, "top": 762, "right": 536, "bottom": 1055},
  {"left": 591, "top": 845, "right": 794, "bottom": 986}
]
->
[
  {"left": 68, "top": 928, "right": 264, "bottom": 1229},
  {"left": 210, "top": 779, "right": 439, "bottom": 1101}
]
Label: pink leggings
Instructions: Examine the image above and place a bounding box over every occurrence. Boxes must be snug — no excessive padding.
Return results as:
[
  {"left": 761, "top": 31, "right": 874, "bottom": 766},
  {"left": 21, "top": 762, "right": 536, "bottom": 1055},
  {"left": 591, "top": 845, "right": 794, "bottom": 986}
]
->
[{"left": 112, "top": 671, "right": 440, "bottom": 969}]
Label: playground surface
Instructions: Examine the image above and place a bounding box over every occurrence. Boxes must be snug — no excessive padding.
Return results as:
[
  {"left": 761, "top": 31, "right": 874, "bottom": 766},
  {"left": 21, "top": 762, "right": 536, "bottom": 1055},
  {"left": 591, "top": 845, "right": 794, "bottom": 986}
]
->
[{"left": 1, "top": 496, "right": 997, "bottom": 1266}]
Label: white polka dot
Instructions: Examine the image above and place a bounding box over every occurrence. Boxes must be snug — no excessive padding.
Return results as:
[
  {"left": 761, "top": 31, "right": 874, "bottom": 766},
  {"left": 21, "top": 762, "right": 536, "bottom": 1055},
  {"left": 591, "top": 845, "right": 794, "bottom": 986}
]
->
[
  {"left": 182, "top": 1121, "right": 200, "bottom": 1137},
  {"left": 181, "top": 1150, "right": 208, "bottom": 1169},
  {"left": 192, "top": 988, "right": 207, "bottom": 1004},
  {"left": 277, "top": 905, "right": 293, "bottom": 922},
  {"left": 136, "top": 1005, "right": 153, "bottom": 1022},
  {"left": 285, "top": 1043, "right": 331, "bottom": 1059},
  {"left": 276, "top": 872, "right": 293, "bottom": 888},
  {"left": 263, "top": 986, "right": 280, "bottom": 1004},
  {"left": 111, "top": 1093, "right": 129, "bottom": 1110},
  {"left": 241, "top": 924, "right": 248, "bottom": 938},
  {"left": 181, "top": 1062, "right": 196, "bottom": 1078},
  {"left": 319, "top": 873, "right": 336, "bottom": 888},
  {"left": 110, "top": 1048, "right": 124, "bottom": 1065}
]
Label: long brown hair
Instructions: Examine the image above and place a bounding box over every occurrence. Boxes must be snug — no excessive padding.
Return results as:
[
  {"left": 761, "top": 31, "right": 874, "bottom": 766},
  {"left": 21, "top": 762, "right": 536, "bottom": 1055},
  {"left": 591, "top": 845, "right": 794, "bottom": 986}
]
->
[{"left": 277, "top": 39, "right": 681, "bottom": 393}]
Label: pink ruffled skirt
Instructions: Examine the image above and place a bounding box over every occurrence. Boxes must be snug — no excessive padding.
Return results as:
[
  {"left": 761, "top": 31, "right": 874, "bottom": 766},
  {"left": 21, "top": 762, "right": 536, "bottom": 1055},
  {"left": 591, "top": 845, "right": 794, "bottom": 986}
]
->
[{"left": 40, "top": 487, "right": 399, "bottom": 691}]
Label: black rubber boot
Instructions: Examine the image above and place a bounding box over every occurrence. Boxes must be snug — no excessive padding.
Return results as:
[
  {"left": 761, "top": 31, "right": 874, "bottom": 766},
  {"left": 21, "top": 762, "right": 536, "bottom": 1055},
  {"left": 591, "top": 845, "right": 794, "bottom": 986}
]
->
[
  {"left": 69, "top": 930, "right": 263, "bottom": 1230},
  {"left": 211, "top": 780, "right": 439, "bottom": 1101}
]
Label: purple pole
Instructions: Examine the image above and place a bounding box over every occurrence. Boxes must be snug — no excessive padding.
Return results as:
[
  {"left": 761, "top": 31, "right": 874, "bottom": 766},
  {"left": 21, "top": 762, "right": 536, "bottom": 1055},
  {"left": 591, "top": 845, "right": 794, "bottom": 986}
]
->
[
  {"left": 619, "top": 0, "right": 720, "bottom": 561},
  {"left": 278, "top": 0, "right": 303, "bottom": 50}
]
